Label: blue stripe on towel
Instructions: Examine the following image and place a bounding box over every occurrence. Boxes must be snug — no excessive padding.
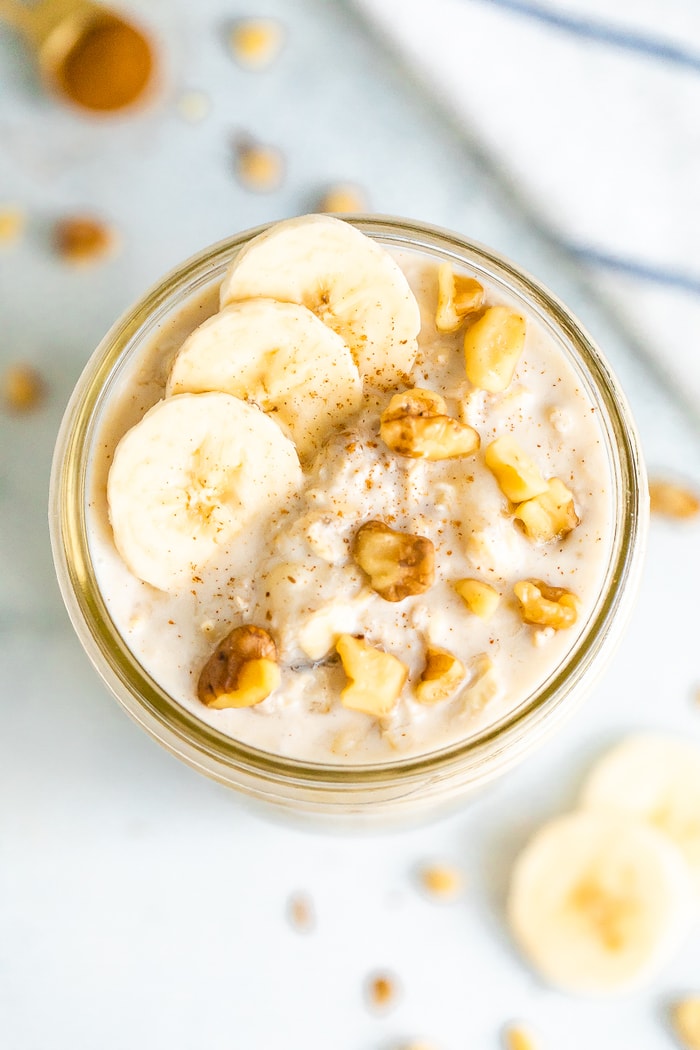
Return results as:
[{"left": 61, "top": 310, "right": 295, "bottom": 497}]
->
[
  {"left": 567, "top": 244, "right": 700, "bottom": 295},
  {"left": 476, "top": 0, "right": 700, "bottom": 73}
]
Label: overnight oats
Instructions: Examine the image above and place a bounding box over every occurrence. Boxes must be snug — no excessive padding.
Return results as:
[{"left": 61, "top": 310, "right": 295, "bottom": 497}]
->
[{"left": 50, "top": 216, "right": 647, "bottom": 816}]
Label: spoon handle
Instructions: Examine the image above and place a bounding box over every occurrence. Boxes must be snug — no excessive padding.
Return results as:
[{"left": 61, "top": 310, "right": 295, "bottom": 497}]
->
[
  {"left": 0, "top": 0, "right": 35, "bottom": 35},
  {"left": 0, "top": 0, "right": 95, "bottom": 48}
]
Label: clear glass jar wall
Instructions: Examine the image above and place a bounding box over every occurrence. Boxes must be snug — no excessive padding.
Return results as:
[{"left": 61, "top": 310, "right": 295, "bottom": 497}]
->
[{"left": 49, "top": 217, "right": 648, "bottom": 819}]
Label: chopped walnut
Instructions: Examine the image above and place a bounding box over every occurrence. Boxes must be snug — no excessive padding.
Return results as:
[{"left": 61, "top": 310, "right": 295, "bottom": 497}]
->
[
  {"left": 514, "top": 579, "right": 579, "bottom": 630},
  {"left": 514, "top": 477, "right": 579, "bottom": 542},
  {"left": 336, "top": 634, "right": 407, "bottom": 717},
  {"left": 415, "top": 646, "right": 466, "bottom": 705},
  {"left": 484, "top": 435, "right": 548, "bottom": 503},
  {"left": 2, "top": 363, "right": 45, "bottom": 413},
  {"left": 197, "top": 624, "right": 280, "bottom": 708},
  {"left": 0, "top": 205, "right": 25, "bottom": 246},
  {"left": 365, "top": 971, "right": 399, "bottom": 1013},
  {"left": 317, "top": 183, "right": 368, "bottom": 213},
  {"left": 673, "top": 996, "right": 700, "bottom": 1050},
  {"left": 649, "top": 479, "right": 700, "bottom": 520},
  {"left": 464, "top": 305, "right": 526, "bottom": 392},
  {"left": 503, "top": 1022, "right": 540, "bottom": 1050},
  {"left": 435, "top": 262, "right": 484, "bottom": 333},
  {"left": 286, "top": 892, "right": 315, "bottom": 933},
  {"left": 234, "top": 136, "right": 284, "bottom": 192},
  {"left": 418, "top": 863, "right": 464, "bottom": 899},
  {"left": 353, "top": 520, "right": 434, "bottom": 602},
  {"left": 228, "top": 18, "right": 284, "bottom": 69},
  {"left": 380, "top": 387, "right": 480, "bottom": 460},
  {"left": 453, "top": 578, "right": 501, "bottom": 620},
  {"left": 54, "top": 215, "right": 117, "bottom": 265}
]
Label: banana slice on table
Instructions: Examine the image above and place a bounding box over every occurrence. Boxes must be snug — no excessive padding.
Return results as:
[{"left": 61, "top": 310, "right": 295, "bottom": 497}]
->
[
  {"left": 580, "top": 733, "right": 700, "bottom": 895},
  {"left": 507, "top": 811, "right": 694, "bottom": 995},
  {"left": 167, "top": 299, "right": 362, "bottom": 461},
  {"left": 107, "top": 391, "right": 302, "bottom": 592},
  {"left": 219, "top": 214, "right": 421, "bottom": 389}
]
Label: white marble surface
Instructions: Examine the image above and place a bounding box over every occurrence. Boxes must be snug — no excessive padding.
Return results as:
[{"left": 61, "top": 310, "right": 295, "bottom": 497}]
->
[
  {"left": 356, "top": 0, "right": 700, "bottom": 416},
  {"left": 1, "top": 2, "right": 699, "bottom": 1048}
]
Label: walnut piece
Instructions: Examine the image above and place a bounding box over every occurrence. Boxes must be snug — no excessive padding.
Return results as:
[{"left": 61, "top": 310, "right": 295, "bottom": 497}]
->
[
  {"left": 0, "top": 205, "right": 25, "bottom": 246},
  {"left": 353, "top": 520, "right": 435, "bottom": 602},
  {"left": 503, "top": 1023, "right": 540, "bottom": 1050},
  {"left": 365, "top": 971, "right": 400, "bottom": 1013},
  {"left": 464, "top": 305, "right": 526, "bottom": 392},
  {"left": 336, "top": 634, "right": 407, "bottom": 717},
  {"left": 2, "top": 363, "right": 45, "bottom": 413},
  {"left": 484, "top": 435, "right": 548, "bottom": 503},
  {"left": 380, "top": 387, "right": 480, "bottom": 460},
  {"left": 197, "top": 624, "right": 280, "bottom": 708},
  {"left": 415, "top": 645, "right": 466, "bottom": 705},
  {"left": 287, "top": 892, "right": 315, "bottom": 933},
  {"left": 673, "top": 996, "right": 700, "bottom": 1050},
  {"left": 435, "top": 262, "right": 484, "bottom": 333},
  {"left": 649, "top": 479, "right": 700, "bottom": 520},
  {"left": 514, "top": 477, "right": 580, "bottom": 541},
  {"left": 514, "top": 579, "right": 579, "bottom": 630},
  {"left": 54, "top": 216, "right": 117, "bottom": 265},
  {"left": 317, "top": 183, "right": 368, "bottom": 213},
  {"left": 234, "top": 137, "right": 284, "bottom": 192},
  {"left": 228, "top": 18, "right": 284, "bottom": 69},
  {"left": 418, "top": 862, "right": 464, "bottom": 899},
  {"left": 453, "top": 578, "right": 501, "bottom": 620}
]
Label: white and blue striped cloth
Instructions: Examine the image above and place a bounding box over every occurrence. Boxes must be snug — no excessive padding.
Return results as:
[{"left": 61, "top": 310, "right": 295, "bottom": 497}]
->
[{"left": 356, "top": 0, "right": 700, "bottom": 417}]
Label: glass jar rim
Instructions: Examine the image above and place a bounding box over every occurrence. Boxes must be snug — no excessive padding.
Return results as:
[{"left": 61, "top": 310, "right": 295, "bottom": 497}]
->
[{"left": 49, "top": 214, "right": 648, "bottom": 795}]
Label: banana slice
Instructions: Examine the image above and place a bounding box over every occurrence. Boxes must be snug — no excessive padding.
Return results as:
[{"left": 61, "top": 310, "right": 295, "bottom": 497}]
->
[
  {"left": 107, "top": 392, "right": 302, "bottom": 592},
  {"left": 167, "top": 299, "right": 362, "bottom": 461},
  {"left": 219, "top": 214, "right": 421, "bottom": 389},
  {"left": 507, "top": 811, "right": 694, "bottom": 995},
  {"left": 580, "top": 733, "right": 700, "bottom": 895}
]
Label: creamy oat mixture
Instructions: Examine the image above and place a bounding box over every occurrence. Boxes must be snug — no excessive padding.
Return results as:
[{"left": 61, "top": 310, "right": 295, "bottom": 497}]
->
[{"left": 87, "top": 242, "right": 614, "bottom": 763}]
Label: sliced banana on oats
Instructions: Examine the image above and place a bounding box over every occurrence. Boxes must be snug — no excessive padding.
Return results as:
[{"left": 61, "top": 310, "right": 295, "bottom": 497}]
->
[
  {"left": 580, "top": 733, "right": 700, "bottom": 895},
  {"left": 219, "top": 214, "right": 421, "bottom": 389},
  {"left": 167, "top": 299, "right": 362, "bottom": 461},
  {"left": 107, "top": 392, "right": 302, "bottom": 592},
  {"left": 508, "top": 810, "right": 694, "bottom": 995}
]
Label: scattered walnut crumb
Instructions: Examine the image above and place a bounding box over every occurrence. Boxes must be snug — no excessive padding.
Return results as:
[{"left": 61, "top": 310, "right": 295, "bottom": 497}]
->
[
  {"left": 228, "top": 18, "right": 284, "bottom": 69},
  {"left": 317, "top": 183, "right": 368, "bottom": 214},
  {"left": 673, "top": 996, "right": 700, "bottom": 1050},
  {"left": 234, "top": 136, "right": 284, "bottom": 192},
  {"left": 649, "top": 479, "right": 699, "bottom": 520},
  {"left": 54, "top": 216, "right": 117, "bottom": 265},
  {"left": 286, "top": 892, "right": 315, "bottom": 933},
  {"left": 418, "top": 863, "right": 464, "bottom": 900},
  {"left": 503, "top": 1022, "right": 540, "bottom": 1050},
  {"left": 365, "top": 970, "right": 400, "bottom": 1013},
  {"left": 0, "top": 205, "right": 25, "bottom": 246},
  {"left": 2, "top": 363, "right": 46, "bottom": 413}
]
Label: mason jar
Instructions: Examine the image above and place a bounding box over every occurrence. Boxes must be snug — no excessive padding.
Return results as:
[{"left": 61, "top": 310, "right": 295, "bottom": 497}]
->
[{"left": 49, "top": 216, "right": 648, "bottom": 821}]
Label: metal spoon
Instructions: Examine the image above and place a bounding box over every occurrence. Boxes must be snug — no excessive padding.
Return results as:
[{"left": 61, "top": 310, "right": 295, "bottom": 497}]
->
[{"left": 0, "top": 0, "right": 156, "bottom": 113}]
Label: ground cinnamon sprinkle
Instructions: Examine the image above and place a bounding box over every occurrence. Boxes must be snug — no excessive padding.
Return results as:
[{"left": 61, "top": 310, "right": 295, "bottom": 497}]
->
[{"left": 56, "top": 17, "right": 154, "bottom": 112}]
